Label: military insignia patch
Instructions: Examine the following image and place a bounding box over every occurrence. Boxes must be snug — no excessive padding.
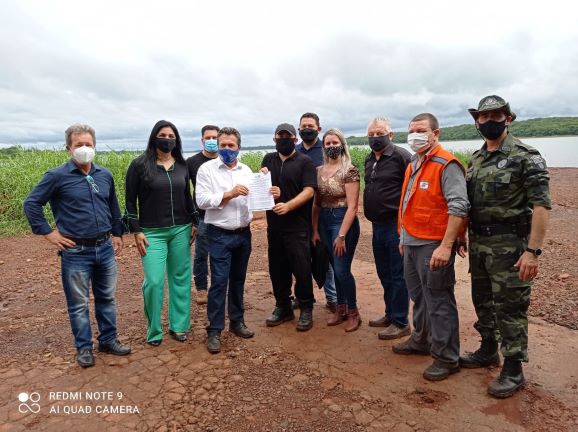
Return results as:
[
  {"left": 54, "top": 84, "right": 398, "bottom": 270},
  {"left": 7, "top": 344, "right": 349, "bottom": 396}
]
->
[
  {"left": 419, "top": 181, "right": 429, "bottom": 190},
  {"left": 497, "top": 159, "right": 508, "bottom": 169},
  {"left": 530, "top": 155, "right": 545, "bottom": 169}
]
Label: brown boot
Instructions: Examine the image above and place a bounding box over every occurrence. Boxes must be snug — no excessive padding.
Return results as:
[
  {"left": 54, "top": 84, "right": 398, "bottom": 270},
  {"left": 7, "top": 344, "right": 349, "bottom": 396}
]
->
[
  {"left": 344, "top": 308, "right": 361, "bottom": 332},
  {"left": 327, "top": 304, "right": 347, "bottom": 326}
]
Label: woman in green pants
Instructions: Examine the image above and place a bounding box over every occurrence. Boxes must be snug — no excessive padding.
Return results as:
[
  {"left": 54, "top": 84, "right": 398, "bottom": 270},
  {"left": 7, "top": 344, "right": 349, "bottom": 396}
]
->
[{"left": 125, "top": 120, "right": 195, "bottom": 346}]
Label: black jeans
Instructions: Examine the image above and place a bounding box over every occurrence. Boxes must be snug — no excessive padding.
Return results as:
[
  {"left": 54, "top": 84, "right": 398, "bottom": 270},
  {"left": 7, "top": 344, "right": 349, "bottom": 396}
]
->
[{"left": 267, "top": 229, "right": 314, "bottom": 310}]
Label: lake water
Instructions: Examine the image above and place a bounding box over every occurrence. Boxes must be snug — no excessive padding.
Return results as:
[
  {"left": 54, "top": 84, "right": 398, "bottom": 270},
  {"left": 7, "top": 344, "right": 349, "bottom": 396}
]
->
[{"left": 184, "top": 136, "right": 578, "bottom": 167}]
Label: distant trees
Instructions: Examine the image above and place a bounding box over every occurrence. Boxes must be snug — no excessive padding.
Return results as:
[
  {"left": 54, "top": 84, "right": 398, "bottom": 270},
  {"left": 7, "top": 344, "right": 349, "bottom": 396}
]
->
[{"left": 347, "top": 116, "right": 578, "bottom": 145}]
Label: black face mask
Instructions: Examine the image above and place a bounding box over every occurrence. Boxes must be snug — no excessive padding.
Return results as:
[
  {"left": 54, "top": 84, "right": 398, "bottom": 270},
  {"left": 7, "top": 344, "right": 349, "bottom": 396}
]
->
[
  {"left": 368, "top": 135, "right": 391, "bottom": 152},
  {"left": 324, "top": 146, "right": 343, "bottom": 159},
  {"left": 276, "top": 138, "right": 296, "bottom": 156},
  {"left": 155, "top": 138, "right": 176, "bottom": 153},
  {"left": 478, "top": 120, "right": 507, "bottom": 140},
  {"left": 299, "top": 128, "right": 319, "bottom": 143}
]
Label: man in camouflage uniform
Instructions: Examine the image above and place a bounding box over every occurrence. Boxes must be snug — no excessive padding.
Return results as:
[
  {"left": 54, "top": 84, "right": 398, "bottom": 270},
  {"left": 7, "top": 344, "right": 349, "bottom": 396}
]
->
[{"left": 460, "top": 95, "right": 551, "bottom": 398}]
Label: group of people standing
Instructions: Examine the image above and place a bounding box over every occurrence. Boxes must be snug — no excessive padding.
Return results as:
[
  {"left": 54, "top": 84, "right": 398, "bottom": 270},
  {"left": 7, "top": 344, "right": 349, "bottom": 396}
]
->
[{"left": 24, "top": 95, "right": 550, "bottom": 399}]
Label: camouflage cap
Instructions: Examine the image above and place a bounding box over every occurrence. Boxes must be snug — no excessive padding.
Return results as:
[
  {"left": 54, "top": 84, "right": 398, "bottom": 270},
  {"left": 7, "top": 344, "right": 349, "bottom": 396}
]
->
[{"left": 468, "top": 95, "right": 516, "bottom": 121}]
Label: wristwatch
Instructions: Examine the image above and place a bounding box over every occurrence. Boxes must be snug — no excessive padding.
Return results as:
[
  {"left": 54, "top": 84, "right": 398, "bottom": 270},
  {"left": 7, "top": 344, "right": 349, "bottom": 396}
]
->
[
  {"left": 338, "top": 234, "right": 346, "bottom": 241},
  {"left": 525, "top": 247, "right": 542, "bottom": 257}
]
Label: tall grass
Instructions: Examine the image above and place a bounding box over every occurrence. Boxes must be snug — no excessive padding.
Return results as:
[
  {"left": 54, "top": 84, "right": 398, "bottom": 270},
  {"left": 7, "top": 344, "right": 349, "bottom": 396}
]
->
[
  {"left": 0, "top": 148, "right": 139, "bottom": 236},
  {"left": 239, "top": 151, "right": 265, "bottom": 172},
  {"left": 0, "top": 147, "right": 472, "bottom": 237}
]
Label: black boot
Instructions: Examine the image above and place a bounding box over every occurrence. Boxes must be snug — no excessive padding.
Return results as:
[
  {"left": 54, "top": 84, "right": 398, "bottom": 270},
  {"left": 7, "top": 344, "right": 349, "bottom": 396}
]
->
[
  {"left": 459, "top": 339, "right": 500, "bottom": 368},
  {"left": 296, "top": 307, "right": 313, "bottom": 332},
  {"left": 266, "top": 307, "right": 295, "bottom": 327},
  {"left": 488, "top": 357, "right": 525, "bottom": 398}
]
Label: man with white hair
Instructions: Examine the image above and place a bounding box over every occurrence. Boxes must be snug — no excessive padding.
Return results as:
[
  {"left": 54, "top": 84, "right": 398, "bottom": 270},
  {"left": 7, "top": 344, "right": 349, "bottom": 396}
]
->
[
  {"left": 24, "top": 124, "right": 130, "bottom": 368},
  {"left": 365, "top": 117, "right": 412, "bottom": 340}
]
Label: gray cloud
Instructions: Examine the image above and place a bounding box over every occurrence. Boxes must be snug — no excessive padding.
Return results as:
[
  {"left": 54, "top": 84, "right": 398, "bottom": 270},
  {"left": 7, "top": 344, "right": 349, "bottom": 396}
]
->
[{"left": 1, "top": 2, "right": 577, "bottom": 149}]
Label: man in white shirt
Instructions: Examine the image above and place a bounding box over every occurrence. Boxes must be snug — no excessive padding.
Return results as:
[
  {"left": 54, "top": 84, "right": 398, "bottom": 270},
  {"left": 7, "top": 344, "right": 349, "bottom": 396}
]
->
[{"left": 196, "top": 127, "right": 254, "bottom": 354}]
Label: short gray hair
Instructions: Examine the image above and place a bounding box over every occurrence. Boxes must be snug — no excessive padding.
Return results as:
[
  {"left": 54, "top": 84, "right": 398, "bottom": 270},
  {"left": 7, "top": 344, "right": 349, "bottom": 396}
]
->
[
  {"left": 65, "top": 124, "right": 96, "bottom": 148},
  {"left": 367, "top": 116, "right": 392, "bottom": 132}
]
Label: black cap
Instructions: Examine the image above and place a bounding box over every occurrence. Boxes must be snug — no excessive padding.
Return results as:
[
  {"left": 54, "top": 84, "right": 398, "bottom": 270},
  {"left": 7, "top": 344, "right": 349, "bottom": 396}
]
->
[{"left": 274, "top": 123, "right": 296, "bottom": 137}]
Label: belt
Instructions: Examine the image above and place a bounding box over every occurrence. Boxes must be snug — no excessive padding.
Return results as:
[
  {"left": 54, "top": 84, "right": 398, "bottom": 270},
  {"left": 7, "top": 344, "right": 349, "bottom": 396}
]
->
[
  {"left": 207, "top": 224, "right": 250, "bottom": 234},
  {"left": 469, "top": 222, "right": 530, "bottom": 237},
  {"left": 65, "top": 232, "right": 112, "bottom": 246}
]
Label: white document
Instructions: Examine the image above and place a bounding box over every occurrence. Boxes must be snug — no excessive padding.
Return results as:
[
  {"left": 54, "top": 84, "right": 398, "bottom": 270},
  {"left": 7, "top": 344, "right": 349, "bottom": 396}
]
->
[{"left": 247, "top": 172, "right": 275, "bottom": 211}]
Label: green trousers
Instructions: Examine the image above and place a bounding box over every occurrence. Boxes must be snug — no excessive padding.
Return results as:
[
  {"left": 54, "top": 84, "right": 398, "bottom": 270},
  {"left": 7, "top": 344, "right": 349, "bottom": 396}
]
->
[{"left": 141, "top": 224, "right": 192, "bottom": 342}]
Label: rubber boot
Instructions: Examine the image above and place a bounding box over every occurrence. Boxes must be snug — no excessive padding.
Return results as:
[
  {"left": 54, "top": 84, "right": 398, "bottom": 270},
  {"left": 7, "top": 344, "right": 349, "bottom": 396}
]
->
[
  {"left": 344, "top": 308, "right": 361, "bottom": 332},
  {"left": 488, "top": 357, "right": 525, "bottom": 398},
  {"left": 327, "top": 304, "right": 347, "bottom": 326},
  {"left": 459, "top": 338, "right": 500, "bottom": 368}
]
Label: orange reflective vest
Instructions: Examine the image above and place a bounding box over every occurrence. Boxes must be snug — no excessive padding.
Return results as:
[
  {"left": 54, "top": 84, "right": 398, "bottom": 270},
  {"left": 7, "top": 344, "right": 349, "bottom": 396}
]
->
[{"left": 398, "top": 145, "right": 464, "bottom": 240}]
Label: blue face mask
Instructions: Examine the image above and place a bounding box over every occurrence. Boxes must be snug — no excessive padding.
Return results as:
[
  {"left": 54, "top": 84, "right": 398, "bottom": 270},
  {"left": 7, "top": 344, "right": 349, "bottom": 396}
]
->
[
  {"left": 219, "top": 148, "right": 239, "bottom": 164},
  {"left": 204, "top": 138, "right": 218, "bottom": 153}
]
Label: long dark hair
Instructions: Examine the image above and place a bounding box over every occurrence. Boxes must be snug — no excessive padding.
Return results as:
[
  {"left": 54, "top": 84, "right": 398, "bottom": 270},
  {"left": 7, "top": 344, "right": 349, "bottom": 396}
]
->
[{"left": 137, "top": 120, "right": 186, "bottom": 182}]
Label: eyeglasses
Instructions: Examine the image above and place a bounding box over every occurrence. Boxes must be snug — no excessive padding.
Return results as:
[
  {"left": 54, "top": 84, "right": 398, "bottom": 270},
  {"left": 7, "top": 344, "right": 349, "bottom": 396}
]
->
[
  {"left": 370, "top": 161, "right": 377, "bottom": 182},
  {"left": 85, "top": 175, "right": 99, "bottom": 193}
]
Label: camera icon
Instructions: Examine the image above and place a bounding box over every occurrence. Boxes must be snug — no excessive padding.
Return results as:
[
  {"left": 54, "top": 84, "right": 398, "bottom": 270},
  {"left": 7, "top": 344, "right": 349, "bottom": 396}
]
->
[{"left": 18, "top": 392, "right": 41, "bottom": 414}]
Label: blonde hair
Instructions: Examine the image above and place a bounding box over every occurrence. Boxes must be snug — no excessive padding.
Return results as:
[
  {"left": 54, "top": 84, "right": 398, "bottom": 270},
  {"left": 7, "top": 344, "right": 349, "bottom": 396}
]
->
[{"left": 322, "top": 128, "right": 353, "bottom": 177}]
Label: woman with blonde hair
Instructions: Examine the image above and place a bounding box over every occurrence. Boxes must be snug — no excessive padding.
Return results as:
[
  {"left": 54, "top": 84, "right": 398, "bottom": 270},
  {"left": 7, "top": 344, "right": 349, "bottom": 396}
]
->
[{"left": 312, "top": 128, "right": 361, "bottom": 331}]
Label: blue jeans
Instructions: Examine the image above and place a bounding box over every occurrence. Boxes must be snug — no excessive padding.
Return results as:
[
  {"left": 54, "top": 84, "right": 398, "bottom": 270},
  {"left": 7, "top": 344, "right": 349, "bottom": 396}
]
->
[
  {"left": 318, "top": 207, "right": 360, "bottom": 309},
  {"left": 323, "top": 263, "right": 337, "bottom": 304},
  {"left": 206, "top": 226, "right": 252, "bottom": 335},
  {"left": 372, "top": 221, "right": 409, "bottom": 327},
  {"left": 60, "top": 238, "right": 118, "bottom": 350},
  {"left": 193, "top": 217, "right": 209, "bottom": 291}
]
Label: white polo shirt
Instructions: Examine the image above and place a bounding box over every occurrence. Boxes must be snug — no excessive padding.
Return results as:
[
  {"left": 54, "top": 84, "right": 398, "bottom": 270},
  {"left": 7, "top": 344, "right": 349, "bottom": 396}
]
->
[{"left": 195, "top": 157, "right": 253, "bottom": 230}]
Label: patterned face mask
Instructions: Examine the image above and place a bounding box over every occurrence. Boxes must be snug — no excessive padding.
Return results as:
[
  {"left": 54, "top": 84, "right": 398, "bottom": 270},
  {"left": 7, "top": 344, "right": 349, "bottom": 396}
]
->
[{"left": 324, "top": 146, "right": 343, "bottom": 159}]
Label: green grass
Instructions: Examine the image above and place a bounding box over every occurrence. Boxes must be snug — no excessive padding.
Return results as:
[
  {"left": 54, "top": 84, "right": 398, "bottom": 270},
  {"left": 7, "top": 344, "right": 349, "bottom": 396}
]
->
[
  {"left": 0, "top": 147, "right": 472, "bottom": 236},
  {"left": 239, "top": 151, "right": 265, "bottom": 173},
  {"left": 0, "top": 147, "right": 138, "bottom": 236}
]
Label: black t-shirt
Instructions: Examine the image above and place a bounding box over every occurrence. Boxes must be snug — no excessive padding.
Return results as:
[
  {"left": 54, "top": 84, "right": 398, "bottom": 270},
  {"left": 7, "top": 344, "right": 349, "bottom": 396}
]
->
[
  {"left": 363, "top": 145, "right": 411, "bottom": 223},
  {"left": 186, "top": 152, "right": 216, "bottom": 217},
  {"left": 261, "top": 151, "right": 317, "bottom": 232}
]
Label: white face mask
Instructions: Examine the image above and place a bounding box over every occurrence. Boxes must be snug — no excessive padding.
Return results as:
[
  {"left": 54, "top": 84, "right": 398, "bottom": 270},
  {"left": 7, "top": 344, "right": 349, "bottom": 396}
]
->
[
  {"left": 407, "top": 132, "right": 431, "bottom": 153},
  {"left": 73, "top": 146, "right": 96, "bottom": 164}
]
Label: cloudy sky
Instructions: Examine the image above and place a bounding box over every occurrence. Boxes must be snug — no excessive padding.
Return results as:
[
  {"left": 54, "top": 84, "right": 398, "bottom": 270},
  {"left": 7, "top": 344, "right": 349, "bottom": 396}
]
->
[{"left": 1, "top": 0, "right": 577, "bottom": 150}]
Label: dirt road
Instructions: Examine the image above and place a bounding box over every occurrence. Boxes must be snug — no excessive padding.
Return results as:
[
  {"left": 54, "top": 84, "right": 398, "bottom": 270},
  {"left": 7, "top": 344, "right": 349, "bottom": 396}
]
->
[{"left": 1, "top": 168, "right": 577, "bottom": 431}]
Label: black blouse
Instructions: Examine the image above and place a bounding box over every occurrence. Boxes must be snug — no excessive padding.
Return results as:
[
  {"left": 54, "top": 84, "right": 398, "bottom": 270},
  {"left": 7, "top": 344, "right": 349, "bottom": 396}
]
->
[{"left": 125, "top": 158, "right": 194, "bottom": 232}]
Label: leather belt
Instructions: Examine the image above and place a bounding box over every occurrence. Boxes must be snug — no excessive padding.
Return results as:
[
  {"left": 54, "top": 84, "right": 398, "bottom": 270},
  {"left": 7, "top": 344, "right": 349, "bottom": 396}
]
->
[
  {"left": 208, "top": 224, "right": 250, "bottom": 234},
  {"left": 65, "top": 232, "right": 112, "bottom": 246}
]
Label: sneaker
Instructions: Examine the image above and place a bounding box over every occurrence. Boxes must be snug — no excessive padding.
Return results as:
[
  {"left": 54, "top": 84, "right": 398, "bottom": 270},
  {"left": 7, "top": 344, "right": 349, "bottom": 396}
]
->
[
  {"left": 378, "top": 324, "right": 410, "bottom": 340},
  {"left": 76, "top": 348, "right": 95, "bottom": 368},
  {"left": 266, "top": 307, "right": 295, "bottom": 327},
  {"left": 98, "top": 339, "right": 131, "bottom": 356},
  {"left": 392, "top": 338, "right": 430, "bottom": 356},
  {"left": 196, "top": 290, "right": 208, "bottom": 305}
]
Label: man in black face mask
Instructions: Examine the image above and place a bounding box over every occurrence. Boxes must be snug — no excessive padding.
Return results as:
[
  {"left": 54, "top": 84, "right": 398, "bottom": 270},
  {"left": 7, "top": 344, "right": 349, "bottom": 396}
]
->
[
  {"left": 261, "top": 123, "right": 318, "bottom": 331},
  {"left": 295, "top": 112, "right": 338, "bottom": 313},
  {"left": 462, "top": 95, "right": 551, "bottom": 398},
  {"left": 364, "top": 117, "right": 412, "bottom": 341}
]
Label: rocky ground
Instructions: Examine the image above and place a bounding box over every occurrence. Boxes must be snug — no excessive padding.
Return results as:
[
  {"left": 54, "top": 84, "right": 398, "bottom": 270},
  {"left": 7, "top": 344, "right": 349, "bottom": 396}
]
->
[{"left": 0, "top": 168, "right": 577, "bottom": 431}]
